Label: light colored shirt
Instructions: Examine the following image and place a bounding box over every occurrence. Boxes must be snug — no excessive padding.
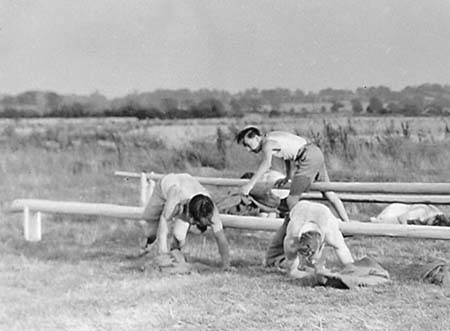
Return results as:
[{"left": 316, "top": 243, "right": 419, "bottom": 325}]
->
[
  {"left": 160, "top": 173, "right": 223, "bottom": 233},
  {"left": 370, "top": 203, "right": 443, "bottom": 225},
  {"left": 266, "top": 131, "right": 308, "bottom": 160},
  {"left": 285, "top": 201, "right": 343, "bottom": 253}
]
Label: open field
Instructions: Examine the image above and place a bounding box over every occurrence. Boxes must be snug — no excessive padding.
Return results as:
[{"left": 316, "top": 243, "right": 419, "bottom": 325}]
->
[{"left": 1, "top": 115, "right": 450, "bottom": 330}]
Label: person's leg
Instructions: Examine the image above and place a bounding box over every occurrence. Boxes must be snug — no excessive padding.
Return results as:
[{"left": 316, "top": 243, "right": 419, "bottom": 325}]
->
[
  {"left": 170, "top": 218, "right": 190, "bottom": 251},
  {"left": 141, "top": 180, "right": 165, "bottom": 253},
  {"left": 318, "top": 165, "right": 350, "bottom": 222},
  {"left": 280, "top": 144, "right": 320, "bottom": 211},
  {"left": 264, "top": 216, "right": 291, "bottom": 267}
]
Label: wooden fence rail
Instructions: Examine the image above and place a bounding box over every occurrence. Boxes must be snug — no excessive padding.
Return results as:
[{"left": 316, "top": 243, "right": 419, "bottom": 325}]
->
[
  {"left": 114, "top": 171, "right": 450, "bottom": 204},
  {"left": 9, "top": 199, "right": 450, "bottom": 242}
]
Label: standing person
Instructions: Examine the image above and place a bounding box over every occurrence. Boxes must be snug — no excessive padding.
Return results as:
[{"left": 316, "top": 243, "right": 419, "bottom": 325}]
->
[
  {"left": 141, "top": 173, "right": 230, "bottom": 270},
  {"left": 236, "top": 126, "right": 349, "bottom": 221},
  {"left": 236, "top": 126, "right": 350, "bottom": 267}
]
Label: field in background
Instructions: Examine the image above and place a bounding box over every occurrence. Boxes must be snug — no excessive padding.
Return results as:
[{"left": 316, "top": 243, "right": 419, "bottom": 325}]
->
[{"left": 1, "top": 115, "right": 450, "bottom": 330}]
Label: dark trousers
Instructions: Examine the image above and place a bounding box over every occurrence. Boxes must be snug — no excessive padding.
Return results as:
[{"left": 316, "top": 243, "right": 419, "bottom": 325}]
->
[{"left": 265, "top": 216, "right": 291, "bottom": 266}]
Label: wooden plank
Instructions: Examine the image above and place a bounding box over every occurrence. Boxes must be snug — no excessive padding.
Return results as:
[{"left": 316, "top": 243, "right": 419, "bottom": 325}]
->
[
  {"left": 115, "top": 171, "right": 450, "bottom": 204},
  {"left": 9, "top": 199, "right": 450, "bottom": 240},
  {"left": 220, "top": 214, "right": 450, "bottom": 240},
  {"left": 114, "top": 171, "right": 450, "bottom": 195},
  {"left": 10, "top": 199, "right": 143, "bottom": 219}
]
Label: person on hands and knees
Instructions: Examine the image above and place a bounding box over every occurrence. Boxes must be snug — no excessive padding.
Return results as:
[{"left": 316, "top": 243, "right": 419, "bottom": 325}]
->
[
  {"left": 279, "top": 200, "right": 354, "bottom": 279},
  {"left": 141, "top": 173, "right": 230, "bottom": 270}
]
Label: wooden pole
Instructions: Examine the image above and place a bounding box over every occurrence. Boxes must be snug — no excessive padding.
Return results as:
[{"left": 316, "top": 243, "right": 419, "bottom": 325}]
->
[
  {"left": 114, "top": 171, "right": 450, "bottom": 195},
  {"left": 220, "top": 214, "right": 450, "bottom": 240},
  {"left": 23, "top": 206, "right": 42, "bottom": 242},
  {"left": 115, "top": 171, "right": 450, "bottom": 204},
  {"left": 9, "top": 199, "right": 450, "bottom": 240},
  {"left": 11, "top": 199, "right": 143, "bottom": 219}
]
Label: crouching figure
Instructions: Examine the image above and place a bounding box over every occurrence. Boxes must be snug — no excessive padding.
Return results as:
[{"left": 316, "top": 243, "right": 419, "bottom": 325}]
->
[
  {"left": 282, "top": 201, "right": 354, "bottom": 279},
  {"left": 141, "top": 173, "right": 230, "bottom": 271}
]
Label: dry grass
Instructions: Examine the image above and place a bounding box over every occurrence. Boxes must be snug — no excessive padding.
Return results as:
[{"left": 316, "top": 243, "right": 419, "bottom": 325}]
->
[{"left": 2, "top": 116, "right": 450, "bottom": 330}]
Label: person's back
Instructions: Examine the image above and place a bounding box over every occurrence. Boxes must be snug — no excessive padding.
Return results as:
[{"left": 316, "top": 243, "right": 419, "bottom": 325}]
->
[
  {"left": 266, "top": 131, "right": 309, "bottom": 160},
  {"left": 286, "top": 200, "right": 341, "bottom": 245},
  {"left": 160, "top": 173, "right": 210, "bottom": 201}
]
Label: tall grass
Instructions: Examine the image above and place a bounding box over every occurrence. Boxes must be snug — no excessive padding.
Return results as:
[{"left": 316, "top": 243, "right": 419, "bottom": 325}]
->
[{"left": 2, "top": 116, "right": 450, "bottom": 215}]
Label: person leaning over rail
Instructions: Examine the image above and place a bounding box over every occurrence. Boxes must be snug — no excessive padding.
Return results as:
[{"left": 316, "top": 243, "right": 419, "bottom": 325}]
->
[
  {"left": 277, "top": 200, "right": 354, "bottom": 279},
  {"left": 141, "top": 173, "right": 230, "bottom": 270},
  {"left": 236, "top": 126, "right": 350, "bottom": 267}
]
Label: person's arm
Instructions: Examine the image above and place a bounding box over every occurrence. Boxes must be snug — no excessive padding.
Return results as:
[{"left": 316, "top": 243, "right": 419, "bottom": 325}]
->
[
  {"left": 211, "top": 212, "right": 231, "bottom": 269},
  {"left": 275, "top": 160, "right": 291, "bottom": 188},
  {"left": 213, "top": 229, "right": 230, "bottom": 269},
  {"left": 241, "top": 140, "right": 275, "bottom": 195},
  {"left": 326, "top": 227, "right": 354, "bottom": 266}
]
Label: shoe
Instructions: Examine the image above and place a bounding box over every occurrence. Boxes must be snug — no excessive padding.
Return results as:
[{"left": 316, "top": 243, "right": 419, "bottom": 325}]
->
[{"left": 138, "top": 235, "right": 156, "bottom": 256}]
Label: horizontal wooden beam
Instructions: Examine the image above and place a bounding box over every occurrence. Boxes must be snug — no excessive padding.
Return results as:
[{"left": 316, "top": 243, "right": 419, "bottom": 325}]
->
[
  {"left": 115, "top": 171, "right": 450, "bottom": 202},
  {"left": 9, "top": 199, "right": 450, "bottom": 240},
  {"left": 220, "top": 214, "right": 450, "bottom": 240},
  {"left": 10, "top": 199, "right": 143, "bottom": 219},
  {"left": 297, "top": 192, "right": 450, "bottom": 204}
]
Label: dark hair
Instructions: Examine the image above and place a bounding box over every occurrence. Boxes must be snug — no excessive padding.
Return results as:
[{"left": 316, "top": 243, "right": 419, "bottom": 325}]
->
[
  {"left": 188, "top": 194, "right": 215, "bottom": 228},
  {"left": 295, "top": 231, "right": 322, "bottom": 257},
  {"left": 236, "top": 126, "right": 261, "bottom": 144},
  {"left": 240, "top": 172, "right": 255, "bottom": 179},
  {"left": 433, "top": 214, "right": 450, "bottom": 226}
]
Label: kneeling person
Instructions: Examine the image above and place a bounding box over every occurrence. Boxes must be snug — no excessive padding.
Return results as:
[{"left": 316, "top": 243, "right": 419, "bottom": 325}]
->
[
  {"left": 283, "top": 201, "right": 354, "bottom": 278},
  {"left": 142, "top": 173, "right": 230, "bottom": 270}
]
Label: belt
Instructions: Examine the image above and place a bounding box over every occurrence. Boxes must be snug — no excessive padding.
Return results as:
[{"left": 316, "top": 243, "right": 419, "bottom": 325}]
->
[{"left": 295, "top": 142, "right": 313, "bottom": 161}]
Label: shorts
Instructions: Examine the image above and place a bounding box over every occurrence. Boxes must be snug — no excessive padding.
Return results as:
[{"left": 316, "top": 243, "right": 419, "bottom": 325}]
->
[
  {"left": 293, "top": 144, "right": 329, "bottom": 182},
  {"left": 142, "top": 179, "right": 166, "bottom": 223},
  {"left": 141, "top": 180, "right": 191, "bottom": 242}
]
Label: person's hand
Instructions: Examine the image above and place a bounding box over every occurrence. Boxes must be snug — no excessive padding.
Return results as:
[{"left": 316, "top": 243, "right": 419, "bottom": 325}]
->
[
  {"left": 274, "top": 177, "right": 290, "bottom": 188},
  {"left": 240, "top": 183, "right": 253, "bottom": 196}
]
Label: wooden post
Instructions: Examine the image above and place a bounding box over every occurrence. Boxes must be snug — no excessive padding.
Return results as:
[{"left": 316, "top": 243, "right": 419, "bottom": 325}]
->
[
  {"left": 140, "top": 172, "right": 149, "bottom": 207},
  {"left": 23, "top": 206, "right": 42, "bottom": 242}
]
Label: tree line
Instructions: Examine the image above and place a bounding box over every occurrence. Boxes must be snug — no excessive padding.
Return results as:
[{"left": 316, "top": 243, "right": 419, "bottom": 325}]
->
[{"left": 1, "top": 84, "right": 450, "bottom": 118}]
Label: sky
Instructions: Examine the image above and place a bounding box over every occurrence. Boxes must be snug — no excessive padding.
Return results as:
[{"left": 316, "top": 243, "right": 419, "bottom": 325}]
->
[{"left": 1, "top": 0, "right": 450, "bottom": 98}]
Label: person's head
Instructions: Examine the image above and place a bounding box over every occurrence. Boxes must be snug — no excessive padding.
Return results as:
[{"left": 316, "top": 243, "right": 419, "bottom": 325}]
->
[
  {"left": 433, "top": 214, "right": 450, "bottom": 226},
  {"left": 236, "top": 126, "right": 263, "bottom": 153},
  {"left": 293, "top": 230, "right": 323, "bottom": 264},
  {"left": 188, "top": 194, "right": 215, "bottom": 232}
]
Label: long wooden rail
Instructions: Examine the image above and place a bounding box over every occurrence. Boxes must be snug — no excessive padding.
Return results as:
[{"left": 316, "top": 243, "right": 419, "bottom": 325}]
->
[
  {"left": 114, "top": 171, "right": 450, "bottom": 204},
  {"left": 9, "top": 199, "right": 450, "bottom": 242}
]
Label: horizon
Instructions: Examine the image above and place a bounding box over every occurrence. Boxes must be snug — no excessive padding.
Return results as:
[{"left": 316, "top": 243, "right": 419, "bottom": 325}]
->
[
  {"left": 1, "top": 0, "right": 450, "bottom": 98},
  {"left": 2, "top": 81, "right": 450, "bottom": 100}
]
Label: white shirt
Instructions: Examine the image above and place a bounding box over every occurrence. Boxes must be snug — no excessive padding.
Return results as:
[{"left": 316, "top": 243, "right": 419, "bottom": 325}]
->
[
  {"left": 160, "top": 173, "right": 223, "bottom": 233},
  {"left": 266, "top": 131, "right": 308, "bottom": 160}
]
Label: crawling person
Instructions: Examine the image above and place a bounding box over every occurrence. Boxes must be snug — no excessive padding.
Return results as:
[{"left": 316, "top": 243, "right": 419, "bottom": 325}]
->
[
  {"left": 141, "top": 173, "right": 230, "bottom": 271},
  {"left": 279, "top": 200, "right": 354, "bottom": 279}
]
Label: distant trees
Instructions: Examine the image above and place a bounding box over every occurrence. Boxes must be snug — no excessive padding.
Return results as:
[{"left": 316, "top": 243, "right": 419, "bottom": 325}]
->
[
  {"left": 2, "top": 83, "right": 450, "bottom": 118},
  {"left": 351, "top": 98, "right": 363, "bottom": 114},
  {"left": 367, "top": 96, "right": 384, "bottom": 114}
]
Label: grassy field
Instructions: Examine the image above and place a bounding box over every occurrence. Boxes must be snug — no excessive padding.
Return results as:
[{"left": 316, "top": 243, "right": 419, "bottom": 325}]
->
[{"left": 1, "top": 115, "right": 450, "bottom": 330}]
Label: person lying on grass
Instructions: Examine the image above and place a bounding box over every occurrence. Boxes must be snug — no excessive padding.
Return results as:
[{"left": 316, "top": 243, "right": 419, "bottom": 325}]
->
[
  {"left": 141, "top": 173, "right": 230, "bottom": 270},
  {"left": 370, "top": 203, "right": 450, "bottom": 226},
  {"left": 273, "top": 200, "right": 354, "bottom": 279}
]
